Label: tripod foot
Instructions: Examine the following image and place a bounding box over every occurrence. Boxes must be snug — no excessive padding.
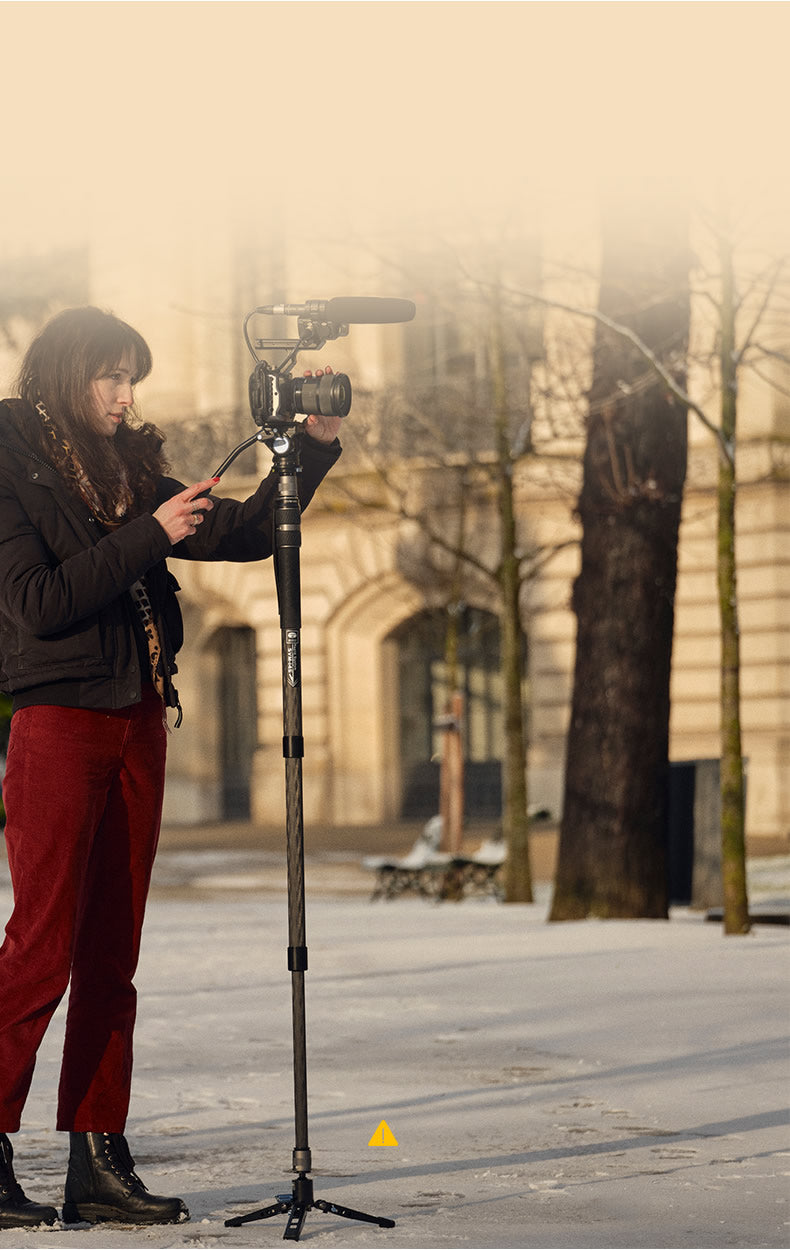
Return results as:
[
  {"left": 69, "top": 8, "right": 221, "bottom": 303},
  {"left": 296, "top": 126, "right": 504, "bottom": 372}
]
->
[
  {"left": 225, "top": 1197, "right": 290, "bottom": 1228},
  {"left": 314, "top": 1198, "right": 395, "bottom": 1228},
  {"left": 224, "top": 1174, "right": 395, "bottom": 1240}
]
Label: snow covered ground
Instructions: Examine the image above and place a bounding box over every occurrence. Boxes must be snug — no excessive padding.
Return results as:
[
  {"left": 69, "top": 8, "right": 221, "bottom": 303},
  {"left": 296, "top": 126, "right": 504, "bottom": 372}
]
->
[{"left": 0, "top": 851, "right": 788, "bottom": 1250}]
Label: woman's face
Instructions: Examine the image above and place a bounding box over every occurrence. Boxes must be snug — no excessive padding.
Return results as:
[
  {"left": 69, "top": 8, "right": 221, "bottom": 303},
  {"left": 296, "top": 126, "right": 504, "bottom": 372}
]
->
[{"left": 89, "top": 354, "right": 135, "bottom": 437}]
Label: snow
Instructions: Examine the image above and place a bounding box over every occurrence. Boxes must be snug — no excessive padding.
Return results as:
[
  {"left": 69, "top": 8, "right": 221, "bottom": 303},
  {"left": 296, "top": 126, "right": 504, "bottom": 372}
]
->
[{"left": 0, "top": 849, "right": 788, "bottom": 1250}]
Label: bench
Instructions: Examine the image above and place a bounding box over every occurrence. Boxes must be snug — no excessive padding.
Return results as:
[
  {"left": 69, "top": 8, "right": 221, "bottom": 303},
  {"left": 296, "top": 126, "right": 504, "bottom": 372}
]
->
[{"left": 363, "top": 820, "right": 506, "bottom": 902}]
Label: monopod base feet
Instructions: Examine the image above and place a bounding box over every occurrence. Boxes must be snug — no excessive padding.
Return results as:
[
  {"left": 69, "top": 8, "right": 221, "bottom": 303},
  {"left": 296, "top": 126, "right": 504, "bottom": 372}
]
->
[{"left": 224, "top": 1174, "right": 395, "bottom": 1241}]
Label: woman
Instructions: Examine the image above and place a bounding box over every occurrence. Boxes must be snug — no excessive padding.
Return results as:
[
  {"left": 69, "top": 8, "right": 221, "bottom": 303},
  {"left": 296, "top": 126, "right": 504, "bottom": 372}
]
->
[{"left": 0, "top": 306, "right": 341, "bottom": 1228}]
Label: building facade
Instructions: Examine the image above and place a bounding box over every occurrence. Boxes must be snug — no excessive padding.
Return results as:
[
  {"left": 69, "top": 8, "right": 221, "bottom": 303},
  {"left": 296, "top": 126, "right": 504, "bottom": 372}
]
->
[{"left": 1, "top": 212, "right": 787, "bottom": 849}]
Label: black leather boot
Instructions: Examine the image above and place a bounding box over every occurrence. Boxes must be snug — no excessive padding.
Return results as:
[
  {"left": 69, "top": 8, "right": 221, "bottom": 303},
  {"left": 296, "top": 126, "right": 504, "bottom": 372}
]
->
[
  {"left": 62, "top": 1132, "right": 189, "bottom": 1225},
  {"left": 0, "top": 1133, "right": 59, "bottom": 1229}
]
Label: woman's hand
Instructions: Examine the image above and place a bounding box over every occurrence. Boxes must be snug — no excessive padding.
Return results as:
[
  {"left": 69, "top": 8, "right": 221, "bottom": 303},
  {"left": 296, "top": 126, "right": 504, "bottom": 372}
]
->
[
  {"left": 153, "top": 478, "right": 218, "bottom": 544},
  {"left": 303, "top": 367, "right": 343, "bottom": 445}
]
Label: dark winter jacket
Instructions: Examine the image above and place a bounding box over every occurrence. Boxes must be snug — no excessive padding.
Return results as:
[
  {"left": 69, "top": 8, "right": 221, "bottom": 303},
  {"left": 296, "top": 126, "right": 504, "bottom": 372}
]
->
[{"left": 0, "top": 398, "right": 341, "bottom": 716}]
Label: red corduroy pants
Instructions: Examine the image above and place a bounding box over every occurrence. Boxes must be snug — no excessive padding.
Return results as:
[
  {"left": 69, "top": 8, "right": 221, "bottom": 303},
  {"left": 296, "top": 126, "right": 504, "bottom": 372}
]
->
[{"left": 0, "top": 686, "right": 167, "bottom": 1132}]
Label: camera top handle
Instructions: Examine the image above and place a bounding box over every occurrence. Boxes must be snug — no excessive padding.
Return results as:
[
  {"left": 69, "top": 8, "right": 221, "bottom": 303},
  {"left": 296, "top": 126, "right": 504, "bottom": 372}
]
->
[{"left": 244, "top": 308, "right": 350, "bottom": 373}]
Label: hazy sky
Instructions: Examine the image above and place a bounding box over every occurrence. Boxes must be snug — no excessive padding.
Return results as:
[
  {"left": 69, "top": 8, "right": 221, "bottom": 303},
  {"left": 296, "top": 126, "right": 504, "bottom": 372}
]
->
[{"left": 2, "top": 1, "right": 789, "bottom": 260}]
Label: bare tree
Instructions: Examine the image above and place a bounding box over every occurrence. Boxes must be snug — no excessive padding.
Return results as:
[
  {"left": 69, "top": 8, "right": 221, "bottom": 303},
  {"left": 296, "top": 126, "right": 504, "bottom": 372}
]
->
[
  {"left": 336, "top": 251, "right": 580, "bottom": 902},
  {"left": 703, "top": 217, "right": 788, "bottom": 933},
  {"left": 510, "top": 200, "right": 789, "bottom": 934},
  {"left": 545, "top": 199, "right": 690, "bottom": 920},
  {"left": 490, "top": 303, "right": 532, "bottom": 902}
]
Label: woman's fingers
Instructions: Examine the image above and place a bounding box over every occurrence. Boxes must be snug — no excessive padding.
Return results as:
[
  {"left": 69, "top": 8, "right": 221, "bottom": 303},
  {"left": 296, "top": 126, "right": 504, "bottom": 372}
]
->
[{"left": 154, "top": 478, "right": 218, "bottom": 543}]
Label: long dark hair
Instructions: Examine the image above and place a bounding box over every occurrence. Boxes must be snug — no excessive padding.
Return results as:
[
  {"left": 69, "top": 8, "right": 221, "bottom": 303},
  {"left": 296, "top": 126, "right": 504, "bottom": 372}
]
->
[{"left": 16, "top": 306, "right": 169, "bottom": 517}]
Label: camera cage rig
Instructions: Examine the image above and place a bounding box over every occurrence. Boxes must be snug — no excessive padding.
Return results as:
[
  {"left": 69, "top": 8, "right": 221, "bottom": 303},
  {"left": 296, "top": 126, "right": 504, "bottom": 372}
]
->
[
  {"left": 211, "top": 305, "right": 352, "bottom": 478},
  {"left": 246, "top": 306, "right": 352, "bottom": 429}
]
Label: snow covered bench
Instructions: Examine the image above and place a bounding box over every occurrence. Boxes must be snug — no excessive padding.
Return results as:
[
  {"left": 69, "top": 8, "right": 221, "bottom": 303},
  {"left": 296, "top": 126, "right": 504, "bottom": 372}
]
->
[
  {"left": 439, "top": 838, "right": 506, "bottom": 900},
  {"left": 363, "top": 819, "right": 506, "bottom": 901},
  {"left": 363, "top": 817, "right": 451, "bottom": 900}
]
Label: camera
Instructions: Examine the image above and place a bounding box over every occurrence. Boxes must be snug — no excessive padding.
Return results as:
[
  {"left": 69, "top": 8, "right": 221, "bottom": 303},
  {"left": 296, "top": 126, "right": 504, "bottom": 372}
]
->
[
  {"left": 244, "top": 297, "right": 413, "bottom": 434},
  {"left": 249, "top": 362, "right": 352, "bottom": 428}
]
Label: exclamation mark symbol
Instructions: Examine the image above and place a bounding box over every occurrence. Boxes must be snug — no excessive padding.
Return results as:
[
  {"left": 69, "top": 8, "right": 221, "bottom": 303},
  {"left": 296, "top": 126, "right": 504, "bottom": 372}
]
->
[{"left": 368, "top": 1120, "right": 398, "bottom": 1147}]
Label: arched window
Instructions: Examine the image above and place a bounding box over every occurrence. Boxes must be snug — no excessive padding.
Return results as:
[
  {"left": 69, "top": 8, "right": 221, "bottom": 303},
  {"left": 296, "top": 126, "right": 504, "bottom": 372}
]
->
[
  {"left": 389, "top": 607, "right": 512, "bottom": 819},
  {"left": 214, "top": 625, "right": 258, "bottom": 819}
]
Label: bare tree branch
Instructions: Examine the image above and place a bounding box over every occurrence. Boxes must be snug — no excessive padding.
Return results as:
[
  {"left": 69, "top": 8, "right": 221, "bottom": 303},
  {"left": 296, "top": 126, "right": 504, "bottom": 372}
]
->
[
  {"left": 498, "top": 283, "right": 733, "bottom": 466},
  {"left": 734, "top": 258, "right": 787, "bottom": 367},
  {"left": 744, "top": 359, "right": 790, "bottom": 401},
  {"left": 331, "top": 476, "right": 498, "bottom": 586},
  {"left": 519, "top": 538, "right": 578, "bottom": 580},
  {"left": 748, "top": 342, "right": 790, "bottom": 368}
]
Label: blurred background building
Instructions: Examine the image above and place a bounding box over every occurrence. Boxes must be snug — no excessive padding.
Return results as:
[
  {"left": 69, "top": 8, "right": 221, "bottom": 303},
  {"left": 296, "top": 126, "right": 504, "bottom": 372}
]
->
[{"left": 0, "top": 197, "right": 786, "bottom": 851}]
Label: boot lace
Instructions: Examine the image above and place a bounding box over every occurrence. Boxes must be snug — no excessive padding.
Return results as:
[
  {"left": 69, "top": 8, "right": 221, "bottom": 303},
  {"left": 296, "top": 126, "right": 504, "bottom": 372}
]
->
[{"left": 101, "top": 1134, "right": 148, "bottom": 1193}]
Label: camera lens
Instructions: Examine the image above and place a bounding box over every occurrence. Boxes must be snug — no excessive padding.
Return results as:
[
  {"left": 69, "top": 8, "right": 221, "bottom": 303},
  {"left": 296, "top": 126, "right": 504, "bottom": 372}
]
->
[{"left": 293, "top": 372, "right": 352, "bottom": 419}]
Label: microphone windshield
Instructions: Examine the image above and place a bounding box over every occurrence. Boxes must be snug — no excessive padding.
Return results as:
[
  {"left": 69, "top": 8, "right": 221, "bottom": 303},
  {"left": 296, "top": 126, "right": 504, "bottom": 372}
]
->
[{"left": 326, "top": 297, "right": 416, "bottom": 324}]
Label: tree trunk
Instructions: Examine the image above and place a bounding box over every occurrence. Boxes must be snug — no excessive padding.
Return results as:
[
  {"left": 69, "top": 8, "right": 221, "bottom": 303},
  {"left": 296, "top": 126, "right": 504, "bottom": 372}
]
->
[
  {"left": 439, "top": 478, "right": 467, "bottom": 855},
  {"left": 550, "top": 202, "right": 689, "bottom": 920},
  {"left": 491, "top": 309, "right": 533, "bottom": 903},
  {"left": 717, "top": 237, "right": 750, "bottom": 935}
]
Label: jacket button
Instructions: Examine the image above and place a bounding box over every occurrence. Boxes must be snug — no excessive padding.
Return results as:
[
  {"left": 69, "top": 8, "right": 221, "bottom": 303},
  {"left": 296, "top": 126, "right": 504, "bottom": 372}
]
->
[{"left": 31, "top": 471, "right": 39, "bottom": 480}]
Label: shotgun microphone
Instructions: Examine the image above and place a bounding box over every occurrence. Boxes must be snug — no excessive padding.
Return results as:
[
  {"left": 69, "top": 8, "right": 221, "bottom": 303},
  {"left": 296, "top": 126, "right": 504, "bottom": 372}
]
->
[{"left": 257, "top": 297, "right": 416, "bottom": 324}]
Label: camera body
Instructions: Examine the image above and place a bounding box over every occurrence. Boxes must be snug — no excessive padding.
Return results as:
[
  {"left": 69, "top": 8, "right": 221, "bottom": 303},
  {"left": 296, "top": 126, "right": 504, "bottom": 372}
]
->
[{"left": 249, "top": 362, "right": 352, "bottom": 429}]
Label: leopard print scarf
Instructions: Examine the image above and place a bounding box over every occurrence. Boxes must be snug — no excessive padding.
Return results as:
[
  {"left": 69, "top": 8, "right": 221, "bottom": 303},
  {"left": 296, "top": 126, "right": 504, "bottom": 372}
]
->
[
  {"left": 35, "top": 399, "right": 166, "bottom": 702},
  {"left": 35, "top": 399, "right": 133, "bottom": 525}
]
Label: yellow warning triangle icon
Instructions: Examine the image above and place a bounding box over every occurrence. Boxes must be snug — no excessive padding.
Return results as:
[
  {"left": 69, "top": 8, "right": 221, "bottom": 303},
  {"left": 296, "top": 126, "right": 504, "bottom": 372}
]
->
[{"left": 368, "top": 1120, "right": 398, "bottom": 1147}]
